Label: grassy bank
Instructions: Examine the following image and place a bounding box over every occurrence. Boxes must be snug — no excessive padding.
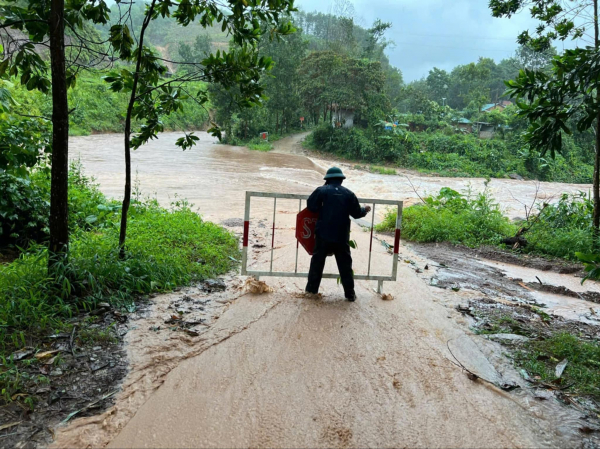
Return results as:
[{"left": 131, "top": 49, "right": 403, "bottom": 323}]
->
[
  {"left": 376, "top": 188, "right": 593, "bottom": 261},
  {"left": 306, "top": 125, "right": 594, "bottom": 184},
  {"left": 8, "top": 73, "right": 210, "bottom": 136},
  {"left": 0, "top": 166, "right": 239, "bottom": 404}
]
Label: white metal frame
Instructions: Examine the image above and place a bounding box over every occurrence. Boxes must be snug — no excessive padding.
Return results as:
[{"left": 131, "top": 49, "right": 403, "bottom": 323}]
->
[{"left": 241, "top": 191, "right": 403, "bottom": 293}]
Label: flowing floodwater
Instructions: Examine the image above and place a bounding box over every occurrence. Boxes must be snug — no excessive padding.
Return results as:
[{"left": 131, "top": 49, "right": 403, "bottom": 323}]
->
[
  {"left": 57, "top": 132, "right": 600, "bottom": 448},
  {"left": 70, "top": 131, "right": 590, "bottom": 222}
]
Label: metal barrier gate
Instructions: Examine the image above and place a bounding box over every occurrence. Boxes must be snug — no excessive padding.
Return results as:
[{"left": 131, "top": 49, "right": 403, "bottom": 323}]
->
[{"left": 241, "top": 191, "right": 403, "bottom": 293}]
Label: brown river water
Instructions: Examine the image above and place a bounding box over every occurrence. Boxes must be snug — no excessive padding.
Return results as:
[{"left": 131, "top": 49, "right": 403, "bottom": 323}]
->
[
  {"left": 70, "top": 131, "right": 590, "bottom": 222},
  {"left": 54, "top": 132, "right": 599, "bottom": 448}
]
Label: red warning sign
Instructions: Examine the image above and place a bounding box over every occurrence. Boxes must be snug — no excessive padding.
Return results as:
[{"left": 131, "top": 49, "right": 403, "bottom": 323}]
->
[{"left": 296, "top": 207, "right": 319, "bottom": 255}]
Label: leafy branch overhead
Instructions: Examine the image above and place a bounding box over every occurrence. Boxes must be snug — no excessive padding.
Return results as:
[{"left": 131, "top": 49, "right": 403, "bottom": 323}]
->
[
  {"left": 102, "top": 0, "right": 296, "bottom": 147},
  {"left": 505, "top": 47, "right": 600, "bottom": 159}
]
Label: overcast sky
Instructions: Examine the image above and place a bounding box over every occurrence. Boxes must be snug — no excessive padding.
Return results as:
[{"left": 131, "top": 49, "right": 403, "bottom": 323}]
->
[{"left": 296, "top": 0, "right": 557, "bottom": 82}]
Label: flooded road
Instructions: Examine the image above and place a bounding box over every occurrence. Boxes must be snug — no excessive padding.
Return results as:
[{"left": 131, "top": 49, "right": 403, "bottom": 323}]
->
[
  {"left": 70, "top": 131, "right": 590, "bottom": 221},
  {"left": 57, "top": 132, "right": 600, "bottom": 448}
]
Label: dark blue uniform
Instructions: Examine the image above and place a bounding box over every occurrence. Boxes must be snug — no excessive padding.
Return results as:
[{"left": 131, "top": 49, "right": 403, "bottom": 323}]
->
[{"left": 305, "top": 179, "right": 367, "bottom": 299}]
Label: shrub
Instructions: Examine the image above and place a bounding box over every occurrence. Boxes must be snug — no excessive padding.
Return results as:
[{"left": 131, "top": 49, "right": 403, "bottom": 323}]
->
[
  {"left": 0, "top": 172, "right": 50, "bottom": 247},
  {"left": 0, "top": 199, "right": 239, "bottom": 351},
  {"left": 524, "top": 192, "right": 594, "bottom": 260},
  {"left": 377, "top": 187, "right": 516, "bottom": 247}
]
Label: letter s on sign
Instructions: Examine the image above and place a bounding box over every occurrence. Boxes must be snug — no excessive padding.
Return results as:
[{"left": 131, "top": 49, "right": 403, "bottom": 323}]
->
[{"left": 302, "top": 218, "right": 312, "bottom": 239}]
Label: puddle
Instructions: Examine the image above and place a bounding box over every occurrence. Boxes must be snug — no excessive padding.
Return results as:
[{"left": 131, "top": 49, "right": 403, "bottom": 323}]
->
[{"left": 479, "top": 259, "right": 600, "bottom": 324}]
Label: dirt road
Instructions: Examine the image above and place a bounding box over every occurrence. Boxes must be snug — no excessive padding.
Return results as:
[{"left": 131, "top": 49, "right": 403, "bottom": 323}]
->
[{"left": 54, "top": 132, "right": 597, "bottom": 448}]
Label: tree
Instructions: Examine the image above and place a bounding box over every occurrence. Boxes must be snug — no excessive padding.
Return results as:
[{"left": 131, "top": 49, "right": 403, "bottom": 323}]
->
[
  {"left": 259, "top": 26, "right": 307, "bottom": 133},
  {"left": 103, "top": 0, "right": 296, "bottom": 254},
  {"left": 490, "top": 0, "right": 600, "bottom": 247},
  {"left": 178, "top": 34, "right": 212, "bottom": 67},
  {"left": 297, "top": 50, "right": 387, "bottom": 126},
  {"left": 426, "top": 67, "right": 450, "bottom": 105},
  {"left": 1, "top": 0, "right": 112, "bottom": 268},
  {"left": 362, "top": 19, "right": 391, "bottom": 60}
]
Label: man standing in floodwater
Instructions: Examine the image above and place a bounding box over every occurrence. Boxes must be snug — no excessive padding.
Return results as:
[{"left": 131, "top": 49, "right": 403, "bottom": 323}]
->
[{"left": 305, "top": 167, "right": 371, "bottom": 301}]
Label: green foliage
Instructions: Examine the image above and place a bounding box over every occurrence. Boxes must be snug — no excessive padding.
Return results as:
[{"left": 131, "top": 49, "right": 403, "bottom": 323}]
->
[
  {"left": 376, "top": 188, "right": 595, "bottom": 261},
  {"left": 370, "top": 166, "right": 395, "bottom": 175},
  {"left": 524, "top": 192, "right": 594, "bottom": 260},
  {"left": 576, "top": 252, "right": 600, "bottom": 283},
  {"left": 247, "top": 137, "right": 273, "bottom": 152},
  {"left": 66, "top": 73, "right": 211, "bottom": 135},
  {"left": 309, "top": 124, "right": 594, "bottom": 183},
  {"left": 0, "top": 81, "right": 51, "bottom": 176},
  {"left": 376, "top": 187, "right": 515, "bottom": 247},
  {"left": 0, "top": 172, "right": 50, "bottom": 246},
  {"left": 0, "top": 161, "right": 118, "bottom": 247},
  {"left": 0, "top": 170, "right": 239, "bottom": 356},
  {"left": 515, "top": 333, "right": 600, "bottom": 397}
]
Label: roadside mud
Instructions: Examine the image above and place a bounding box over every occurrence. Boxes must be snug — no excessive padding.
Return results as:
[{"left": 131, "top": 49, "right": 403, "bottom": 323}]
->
[
  {"left": 51, "top": 274, "right": 284, "bottom": 448},
  {"left": 0, "top": 303, "right": 130, "bottom": 449}
]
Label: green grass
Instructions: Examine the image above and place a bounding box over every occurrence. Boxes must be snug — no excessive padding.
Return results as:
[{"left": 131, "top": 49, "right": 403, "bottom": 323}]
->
[
  {"left": 376, "top": 187, "right": 516, "bottom": 247},
  {"left": 8, "top": 73, "right": 211, "bottom": 136},
  {"left": 515, "top": 333, "right": 600, "bottom": 397},
  {"left": 0, "top": 201, "right": 239, "bottom": 341},
  {"left": 0, "top": 167, "right": 239, "bottom": 400},
  {"left": 376, "top": 188, "right": 596, "bottom": 261},
  {"left": 247, "top": 141, "right": 273, "bottom": 152},
  {"left": 370, "top": 166, "right": 396, "bottom": 175}
]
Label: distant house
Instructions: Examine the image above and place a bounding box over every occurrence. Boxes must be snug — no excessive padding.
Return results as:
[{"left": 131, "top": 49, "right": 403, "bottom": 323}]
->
[
  {"left": 330, "top": 104, "right": 354, "bottom": 128},
  {"left": 453, "top": 117, "right": 472, "bottom": 133},
  {"left": 474, "top": 122, "right": 495, "bottom": 139},
  {"left": 481, "top": 100, "right": 512, "bottom": 113}
]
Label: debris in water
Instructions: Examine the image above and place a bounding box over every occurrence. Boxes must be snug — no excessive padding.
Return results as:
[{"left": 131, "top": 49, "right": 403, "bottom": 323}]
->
[
  {"left": 61, "top": 390, "right": 118, "bottom": 424},
  {"left": 244, "top": 277, "right": 273, "bottom": 294},
  {"left": 381, "top": 293, "right": 394, "bottom": 301},
  {"left": 534, "top": 389, "right": 554, "bottom": 400},
  {"left": 35, "top": 349, "right": 60, "bottom": 360},
  {"left": 555, "top": 358, "right": 569, "bottom": 378},
  {"left": 10, "top": 348, "right": 34, "bottom": 361},
  {"left": 202, "top": 278, "right": 227, "bottom": 292},
  {"left": 165, "top": 315, "right": 182, "bottom": 325},
  {"left": 301, "top": 292, "right": 322, "bottom": 300}
]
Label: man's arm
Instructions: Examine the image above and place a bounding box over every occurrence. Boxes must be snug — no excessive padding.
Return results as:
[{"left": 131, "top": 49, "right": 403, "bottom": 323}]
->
[
  {"left": 307, "top": 187, "right": 322, "bottom": 213},
  {"left": 349, "top": 193, "right": 371, "bottom": 219}
]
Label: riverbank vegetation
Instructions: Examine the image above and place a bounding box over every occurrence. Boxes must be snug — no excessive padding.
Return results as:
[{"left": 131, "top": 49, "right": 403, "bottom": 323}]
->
[
  {"left": 0, "top": 164, "right": 239, "bottom": 403},
  {"left": 377, "top": 188, "right": 594, "bottom": 262}
]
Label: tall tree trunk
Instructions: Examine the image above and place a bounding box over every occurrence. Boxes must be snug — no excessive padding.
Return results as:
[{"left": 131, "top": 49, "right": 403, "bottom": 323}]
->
[
  {"left": 594, "top": 0, "right": 600, "bottom": 250},
  {"left": 119, "top": 0, "right": 156, "bottom": 257},
  {"left": 594, "top": 116, "right": 600, "bottom": 250},
  {"left": 276, "top": 111, "right": 279, "bottom": 135},
  {"left": 48, "top": 0, "right": 69, "bottom": 269}
]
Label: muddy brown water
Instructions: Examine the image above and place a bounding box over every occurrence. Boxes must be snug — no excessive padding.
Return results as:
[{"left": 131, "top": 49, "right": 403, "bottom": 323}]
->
[
  {"left": 55, "top": 132, "right": 600, "bottom": 448},
  {"left": 70, "top": 131, "right": 590, "bottom": 221}
]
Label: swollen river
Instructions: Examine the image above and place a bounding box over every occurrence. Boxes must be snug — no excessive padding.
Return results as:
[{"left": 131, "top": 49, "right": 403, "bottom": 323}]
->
[{"left": 70, "top": 131, "right": 590, "bottom": 222}]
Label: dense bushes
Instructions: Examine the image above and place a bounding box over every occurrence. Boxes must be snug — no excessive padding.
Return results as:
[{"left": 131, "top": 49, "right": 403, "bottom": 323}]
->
[
  {"left": 377, "top": 188, "right": 594, "bottom": 261},
  {"left": 377, "top": 187, "right": 515, "bottom": 247},
  {"left": 0, "top": 173, "right": 50, "bottom": 247},
  {"left": 7, "top": 74, "right": 210, "bottom": 136},
  {"left": 307, "top": 124, "right": 595, "bottom": 183},
  {"left": 525, "top": 192, "right": 594, "bottom": 260},
  {"left": 0, "top": 167, "right": 239, "bottom": 352}
]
